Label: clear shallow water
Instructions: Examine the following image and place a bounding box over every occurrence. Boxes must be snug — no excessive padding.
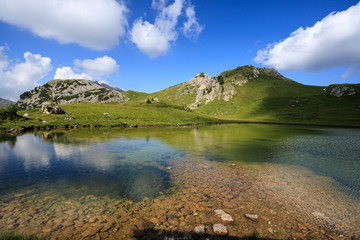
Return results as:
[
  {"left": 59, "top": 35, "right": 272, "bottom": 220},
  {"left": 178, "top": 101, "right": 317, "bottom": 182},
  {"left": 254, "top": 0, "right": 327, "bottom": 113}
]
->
[
  {"left": 0, "top": 124, "right": 359, "bottom": 238},
  {"left": 0, "top": 132, "right": 185, "bottom": 201},
  {"left": 0, "top": 125, "right": 359, "bottom": 201}
]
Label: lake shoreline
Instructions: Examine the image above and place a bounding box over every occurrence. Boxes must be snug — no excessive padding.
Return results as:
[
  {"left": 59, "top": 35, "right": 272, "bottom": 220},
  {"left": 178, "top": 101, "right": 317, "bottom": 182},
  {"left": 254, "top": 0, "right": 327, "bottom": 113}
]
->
[{"left": 2, "top": 118, "right": 360, "bottom": 135}]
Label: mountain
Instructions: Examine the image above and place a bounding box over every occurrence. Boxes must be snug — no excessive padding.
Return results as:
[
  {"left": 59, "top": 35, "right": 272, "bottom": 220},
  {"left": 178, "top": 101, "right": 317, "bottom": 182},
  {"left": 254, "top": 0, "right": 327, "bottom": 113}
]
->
[
  {"left": 0, "top": 98, "right": 15, "bottom": 108},
  {"left": 16, "top": 79, "right": 129, "bottom": 109},
  {"left": 94, "top": 81, "right": 125, "bottom": 93},
  {"left": 147, "top": 65, "right": 360, "bottom": 126}
]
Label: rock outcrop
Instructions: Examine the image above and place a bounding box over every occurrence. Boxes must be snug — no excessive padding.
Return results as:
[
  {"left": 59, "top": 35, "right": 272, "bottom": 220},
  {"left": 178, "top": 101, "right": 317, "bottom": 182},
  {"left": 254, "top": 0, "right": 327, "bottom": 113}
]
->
[
  {"left": 16, "top": 79, "right": 129, "bottom": 109},
  {"left": 176, "top": 65, "right": 289, "bottom": 109},
  {"left": 324, "top": 84, "right": 360, "bottom": 97},
  {"left": 41, "top": 102, "right": 65, "bottom": 114}
]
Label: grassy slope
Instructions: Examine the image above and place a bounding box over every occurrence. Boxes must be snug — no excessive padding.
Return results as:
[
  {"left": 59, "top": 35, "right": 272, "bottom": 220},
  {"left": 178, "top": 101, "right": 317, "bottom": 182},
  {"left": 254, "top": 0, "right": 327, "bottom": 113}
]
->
[
  {"left": 146, "top": 66, "right": 360, "bottom": 127},
  {"left": 197, "top": 78, "right": 360, "bottom": 126},
  {"left": 2, "top": 66, "right": 360, "bottom": 130},
  {"left": 0, "top": 101, "right": 221, "bottom": 130},
  {"left": 122, "top": 90, "right": 149, "bottom": 101}
]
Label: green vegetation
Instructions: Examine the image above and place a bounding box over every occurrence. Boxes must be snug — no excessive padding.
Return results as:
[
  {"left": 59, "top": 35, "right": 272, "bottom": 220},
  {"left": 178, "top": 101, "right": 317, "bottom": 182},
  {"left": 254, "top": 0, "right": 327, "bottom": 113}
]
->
[
  {"left": 0, "top": 106, "right": 22, "bottom": 122},
  {"left": 0, "top": 101, "right": 221, "bottom": 130},
  {"left": 2, "top": 65, "right": 360, "bottom": 131},
  {"left": 20, "top": 91, "right": 32, "bottom": 100},
  {"left": 217, "top": 75, "right": 224, "bottom": 85},
  {"left": 122, "top": 90, "right": 149, "bottom": 101}
]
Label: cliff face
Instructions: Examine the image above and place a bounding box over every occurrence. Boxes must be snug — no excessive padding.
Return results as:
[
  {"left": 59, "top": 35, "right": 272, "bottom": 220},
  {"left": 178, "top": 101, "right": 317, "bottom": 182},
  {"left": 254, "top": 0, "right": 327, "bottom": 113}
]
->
[{"left": 16, "top": 79, "right": 129, "bottom": 109}]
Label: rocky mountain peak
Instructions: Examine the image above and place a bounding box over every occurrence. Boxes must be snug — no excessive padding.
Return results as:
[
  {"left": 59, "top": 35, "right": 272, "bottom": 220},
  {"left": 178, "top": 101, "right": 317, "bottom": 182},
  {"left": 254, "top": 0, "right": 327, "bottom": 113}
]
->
[{"left": 16, "top": 79, "right": 129, "bottom": 109}]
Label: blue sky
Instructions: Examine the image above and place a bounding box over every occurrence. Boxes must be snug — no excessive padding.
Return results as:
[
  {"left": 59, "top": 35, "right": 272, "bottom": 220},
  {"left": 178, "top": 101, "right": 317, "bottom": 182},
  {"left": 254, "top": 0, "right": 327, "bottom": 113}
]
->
[{"left": 0, "top": 0, "right": 359, "bottom": 100}]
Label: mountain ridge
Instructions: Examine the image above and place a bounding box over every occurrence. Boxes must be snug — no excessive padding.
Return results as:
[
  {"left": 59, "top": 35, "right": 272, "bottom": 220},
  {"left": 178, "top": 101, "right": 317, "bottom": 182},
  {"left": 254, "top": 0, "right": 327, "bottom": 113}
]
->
[
  {"left": 16, "top": 79, "right": 129, "bottom": 109},
  {"left": 13, "top": 64, "right": 360, "bottom": 127},
  {"left": 0, "top": 98, "right": 15, "bottom": 108}
]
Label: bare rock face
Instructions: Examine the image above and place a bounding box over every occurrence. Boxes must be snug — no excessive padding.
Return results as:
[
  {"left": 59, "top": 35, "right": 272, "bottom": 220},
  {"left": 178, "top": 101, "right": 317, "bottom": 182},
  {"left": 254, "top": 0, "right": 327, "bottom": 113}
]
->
[
  {"left": 17, "top": 79, "right": 129, "bottom": 109},
  {"left": 41, "top": 102, "right": 65, "bottom": 114},
  {"left": 325, "top": 85, "right": 358, "bottom": 97}
]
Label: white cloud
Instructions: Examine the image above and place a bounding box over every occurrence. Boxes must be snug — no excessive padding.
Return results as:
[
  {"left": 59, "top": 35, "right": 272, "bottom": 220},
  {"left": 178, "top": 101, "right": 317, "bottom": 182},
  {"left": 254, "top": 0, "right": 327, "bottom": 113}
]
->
[
  {"left": 130, "top": 0, "right": 203, "bottom": 58},
  {"left": 183, "top": 5, "right": 203, "bottom": 39},
  {"left": 0, "top": 0, "right": 128, "bottom": 50},
  {"left": 54, "top": 67, "right": 91, "bottom": 80},
  {"left": 0, "top": 48, "right": 52, "bottom": 101},
  {"left": 131, "top": 18, "right": 174, "bottom": 58},
  {"left": 74, "top": 56, "right": 119, "bottom": 78},
  {"left": 54, "top": 56, "right": 119, "bottom": 80},
  {"left": 254, "top": 2, "right": 360, "bottom": 78}
]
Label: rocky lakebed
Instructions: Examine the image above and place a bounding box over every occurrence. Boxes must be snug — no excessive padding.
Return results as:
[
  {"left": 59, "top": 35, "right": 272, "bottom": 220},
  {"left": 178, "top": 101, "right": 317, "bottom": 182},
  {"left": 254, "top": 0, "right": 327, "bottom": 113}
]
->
[{"left": 1, "top": 153, "right": 359, "bottom": 240}]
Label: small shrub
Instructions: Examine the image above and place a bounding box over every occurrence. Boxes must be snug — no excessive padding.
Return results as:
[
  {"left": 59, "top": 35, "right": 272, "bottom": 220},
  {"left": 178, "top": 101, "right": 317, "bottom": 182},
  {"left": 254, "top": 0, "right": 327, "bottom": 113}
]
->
[
  {"left": 7, "top": 104, "right": 18, "bottom": 115},
  {"left": 20, "top": 91, "right": 32, "bottom": 100},
  {"left": 146, "top": 98, "right": 152, "bottom": 104},
  {"left": 217, "top": 75, "right": 224, "bottom": 85}
]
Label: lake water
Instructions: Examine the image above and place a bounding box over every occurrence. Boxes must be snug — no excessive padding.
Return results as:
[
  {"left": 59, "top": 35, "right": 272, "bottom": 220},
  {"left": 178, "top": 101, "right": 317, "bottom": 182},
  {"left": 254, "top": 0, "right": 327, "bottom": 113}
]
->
[{"left": 0, "top": 124, "right": 359, "bottom": 239}]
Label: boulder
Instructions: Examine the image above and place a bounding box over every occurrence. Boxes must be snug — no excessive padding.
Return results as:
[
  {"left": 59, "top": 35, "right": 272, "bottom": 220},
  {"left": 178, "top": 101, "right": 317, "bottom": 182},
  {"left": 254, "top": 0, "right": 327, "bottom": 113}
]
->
[{"left": 41, "top": 102, "right": 65, "bottom": 114}]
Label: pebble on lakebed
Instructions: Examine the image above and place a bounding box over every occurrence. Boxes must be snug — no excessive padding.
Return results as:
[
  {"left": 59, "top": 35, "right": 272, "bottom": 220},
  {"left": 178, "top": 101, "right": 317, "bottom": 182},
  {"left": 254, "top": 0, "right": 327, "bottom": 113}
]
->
[
  {"left": 244, "top": 213, "right": 259, "bottom": 221},
  {"left": 194, "top": 225, "right": 205, "bottom": 234},
  {"left": 213, "top": 223, "right": 228, "bottom": 235},
  {"left": 215, "top": 209, "right": 234, "bottom": 223}
]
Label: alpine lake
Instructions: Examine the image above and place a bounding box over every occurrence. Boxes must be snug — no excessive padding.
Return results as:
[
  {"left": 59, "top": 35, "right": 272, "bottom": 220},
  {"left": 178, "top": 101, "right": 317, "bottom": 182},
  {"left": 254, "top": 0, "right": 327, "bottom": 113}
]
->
[{"left": 0, "top": 124, "right": 359, "bottom": 239}]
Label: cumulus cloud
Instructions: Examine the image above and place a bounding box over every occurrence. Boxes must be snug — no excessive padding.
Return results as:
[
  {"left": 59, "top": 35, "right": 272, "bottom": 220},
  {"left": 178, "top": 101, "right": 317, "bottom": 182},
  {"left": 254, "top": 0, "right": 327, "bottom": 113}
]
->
[
  {"left": 183, "top": 5, "right": 203, "bottom": 39},
  {"left": 0, "top": 47, "right": 52, "bottom": 101},
  {"left": 74, "top": 56, "right": 119, "bottom": 78},
  {"left": 130, "top": 0, "right": 203, "bottom": 58},
  {"left": 254, "top": 2, "right": 360, "bottom": 78},
  {"left": 0, "top": 0, "right": 128, "bottom": 50},
  {"left": 54, "top": 67, "right": 91, "bottom": 80},
  {"left": 54, "top": 56, "right": 119, "bottom": 80}
]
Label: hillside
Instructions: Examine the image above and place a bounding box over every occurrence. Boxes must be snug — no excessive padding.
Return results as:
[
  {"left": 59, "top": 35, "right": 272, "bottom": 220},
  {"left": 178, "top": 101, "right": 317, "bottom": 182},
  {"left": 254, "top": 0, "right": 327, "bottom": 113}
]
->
[
  {"left": 147, "top": 65, "right": 360, "bottom": 126},
  {"left": 3, "top": 65, "right": 360, "bottom": 130},
  {"left": 16, "top": 79, "right": 129, "bottom": 109},
  {"left": 0, "top": 98, "right": 15, "bottom": 108}
]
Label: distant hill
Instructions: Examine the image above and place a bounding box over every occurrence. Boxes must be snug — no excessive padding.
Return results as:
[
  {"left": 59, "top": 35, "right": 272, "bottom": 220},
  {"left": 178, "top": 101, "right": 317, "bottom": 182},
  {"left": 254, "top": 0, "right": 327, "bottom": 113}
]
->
[
  {"left": 16, "top": 79, "right": 130, "bottom": 109},
  {"left": 0, "top": 98, "right": 15, "bottom": 108},
  {"left": 94, "top": 81, "right": 125, "bottom": 93},
  {"left": 147, "top": 65, "right": 360, "bottom": 126}
]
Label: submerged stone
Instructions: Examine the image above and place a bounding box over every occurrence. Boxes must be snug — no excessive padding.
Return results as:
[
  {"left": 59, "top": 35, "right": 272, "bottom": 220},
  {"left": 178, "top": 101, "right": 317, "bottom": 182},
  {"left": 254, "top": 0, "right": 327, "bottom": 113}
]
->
[
  {"left": 194, "top": 225, "right": 205, "bottom": 234},
  {"left": 244, "top": 213, "right": 259, "bottom": 221},
  {"left": 213, "top": 223, "right": 228, "bottom": 235},
  {"left": 215, "top": 209, "right": 234, "bottom": 223}
]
